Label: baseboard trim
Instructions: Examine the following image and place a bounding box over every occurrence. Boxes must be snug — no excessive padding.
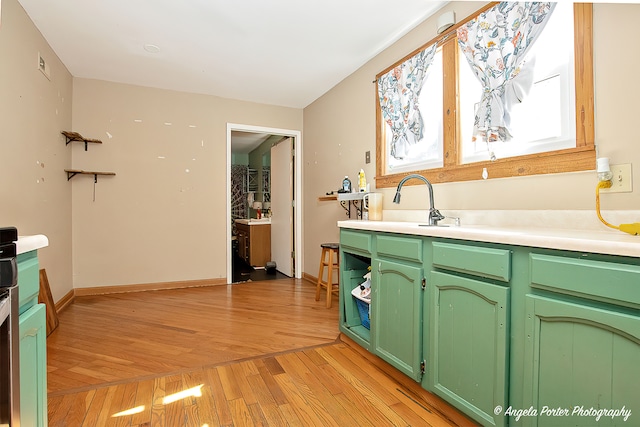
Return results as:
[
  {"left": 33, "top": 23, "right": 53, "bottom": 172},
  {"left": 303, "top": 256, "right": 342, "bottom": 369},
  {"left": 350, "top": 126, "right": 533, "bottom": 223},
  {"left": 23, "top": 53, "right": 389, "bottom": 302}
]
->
[
  {"left": 55, "top": 290, "right": 75, "bottom": 314},
  {"left": 73, "top": 277, "right": 229, "bottom": 297},
  {"left": 302, "top": 272, "right": 317, "bottom": 285}
]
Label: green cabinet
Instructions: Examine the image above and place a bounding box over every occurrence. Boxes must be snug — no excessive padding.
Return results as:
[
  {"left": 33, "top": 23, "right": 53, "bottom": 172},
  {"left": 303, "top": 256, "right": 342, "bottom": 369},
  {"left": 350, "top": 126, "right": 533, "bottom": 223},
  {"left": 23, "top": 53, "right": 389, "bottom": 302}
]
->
[
  {"left": 339, "top": 230, "right": 373, "bottom": 350},
  {"left": 429, "top": 241, "right": 511, "bottom": 427},
  {"left": 17, "top": 250, "right": 48, "bottom": 427},
  {"left": 19, "top": 303, "right": 47, "bottom": 427},
  {"left": 430, "top": 271, "right": 509, "bottom": 427},
  {"left": 521, "top": 251, "right": 640, "bottom": 427},
  {"left": 523, "top": 295, "right": 639, "bottom": 427},
  {"left": 373, "top": 257, "right": 424, "bottom": 381},
  {"left": 339, "top": 226, "right": 640, "bottom": 427}
]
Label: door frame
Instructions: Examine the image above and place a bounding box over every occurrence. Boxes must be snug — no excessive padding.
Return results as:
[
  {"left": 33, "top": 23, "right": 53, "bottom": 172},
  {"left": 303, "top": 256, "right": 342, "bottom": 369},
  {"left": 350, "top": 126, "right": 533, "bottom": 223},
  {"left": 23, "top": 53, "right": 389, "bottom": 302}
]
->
[{"left": 226, "top": 123, "right": 303, "bottom": 281}]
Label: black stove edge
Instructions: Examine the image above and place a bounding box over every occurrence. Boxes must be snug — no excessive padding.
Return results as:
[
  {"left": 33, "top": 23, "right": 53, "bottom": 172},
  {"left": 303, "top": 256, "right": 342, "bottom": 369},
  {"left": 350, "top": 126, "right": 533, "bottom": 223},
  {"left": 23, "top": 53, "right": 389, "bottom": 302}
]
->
[{"left": 0, "top": 227, "right": 17, "bottom": 245}]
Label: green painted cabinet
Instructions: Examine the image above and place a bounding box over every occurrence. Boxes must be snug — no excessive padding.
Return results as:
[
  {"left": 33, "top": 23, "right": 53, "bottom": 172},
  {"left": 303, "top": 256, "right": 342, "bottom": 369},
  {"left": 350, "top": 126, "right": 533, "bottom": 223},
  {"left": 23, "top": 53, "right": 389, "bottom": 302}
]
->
[
  {"left": 339, "top": 230, "right": 373, "bottom": 350},
  {"left": 19, "top": 303, "right": 47, "bottom": 427},
  {"left": 430, "top": 271, "right": 509, "bottom": 427},
  {"left": 521, "top": 251, "right": 640, "bottom": 427},
  {"left": 17, "top": 250, "right": 48, "bottom": 427},
  {"left": 429, "top": 241, "right": 511, "bottom": 426},
  {"left": 373, "top": 257, "right": 424, "bottom": 381},
  {"left": 523, "top": 295, "right": 639, "bottom": 427},
  {"left": 339, "top": 226, "right": 640, "bottom": 427}
]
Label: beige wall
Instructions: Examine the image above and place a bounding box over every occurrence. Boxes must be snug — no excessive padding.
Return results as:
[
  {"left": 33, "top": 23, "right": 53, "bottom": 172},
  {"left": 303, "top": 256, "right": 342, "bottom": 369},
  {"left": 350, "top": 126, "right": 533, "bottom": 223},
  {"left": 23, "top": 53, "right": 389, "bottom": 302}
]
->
[
  {"left": 302, "top": 3, "right": 640, "bottom": 273},
  {"left": 3, "top": 0, "right": 638, "bottom": 296},
  {"left": 0, "top": 0, "right": 74, "bottom": 301},
  {"left": 71, "top": 79, "right": 302, "bottom": 288}
]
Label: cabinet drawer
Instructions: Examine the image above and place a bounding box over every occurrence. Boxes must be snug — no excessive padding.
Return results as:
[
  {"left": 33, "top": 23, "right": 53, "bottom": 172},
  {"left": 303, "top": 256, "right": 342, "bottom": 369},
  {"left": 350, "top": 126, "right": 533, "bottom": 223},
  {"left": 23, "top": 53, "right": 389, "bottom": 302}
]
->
[
  {"left": 530, "top": 253, "right": 640, "bottom": 309},
  {"left": 17, "top": 251, "right": 40, "bottom": 313},
  {"left": 341, "top": 230, "right": 372, "bottom": 254},
  {"left": 432, "top": 242, "right": 511, "bottom": 282},
  {"left": 376, "top": 235, "right": 422, "bottom": 263}
]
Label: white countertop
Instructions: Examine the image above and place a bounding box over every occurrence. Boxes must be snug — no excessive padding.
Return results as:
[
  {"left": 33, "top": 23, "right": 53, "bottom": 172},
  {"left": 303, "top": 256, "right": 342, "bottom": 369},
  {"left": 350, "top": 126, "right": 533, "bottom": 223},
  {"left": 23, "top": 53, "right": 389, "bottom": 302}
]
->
[
  {"left": 235, "top": 218, "right": 271, "bottom": 225},
  {"left": 17, "top": 235, "right": 49, "bottom": 254},
  {"left": 338, "top": 220, "right": 640, "bottom": 258}
]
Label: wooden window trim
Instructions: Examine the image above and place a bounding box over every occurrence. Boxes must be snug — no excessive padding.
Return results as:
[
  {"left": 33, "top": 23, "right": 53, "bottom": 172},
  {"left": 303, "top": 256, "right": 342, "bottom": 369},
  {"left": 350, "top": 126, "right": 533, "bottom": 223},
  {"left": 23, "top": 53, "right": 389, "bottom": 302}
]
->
[{"left": 375, "top": 3, "right": 595, "bottom": 189}]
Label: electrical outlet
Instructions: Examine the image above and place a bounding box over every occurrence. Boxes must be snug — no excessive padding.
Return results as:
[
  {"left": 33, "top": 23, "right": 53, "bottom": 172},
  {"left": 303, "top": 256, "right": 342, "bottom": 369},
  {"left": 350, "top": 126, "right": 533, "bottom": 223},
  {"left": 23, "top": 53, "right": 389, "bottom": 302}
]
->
[{"left": 601, "top": 163, "right": 632, "bottom": 193}]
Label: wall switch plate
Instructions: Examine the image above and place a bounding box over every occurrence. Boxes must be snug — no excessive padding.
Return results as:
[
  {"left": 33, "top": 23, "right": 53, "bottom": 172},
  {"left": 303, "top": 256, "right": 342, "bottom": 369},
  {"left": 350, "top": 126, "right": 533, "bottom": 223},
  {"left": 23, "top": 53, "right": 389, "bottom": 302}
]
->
[
  {"left": 365, "top": 151, "right": 371, "bottom": 164},
  {"left": 601, "top": 163, "right": 632, "bottom": 193}
]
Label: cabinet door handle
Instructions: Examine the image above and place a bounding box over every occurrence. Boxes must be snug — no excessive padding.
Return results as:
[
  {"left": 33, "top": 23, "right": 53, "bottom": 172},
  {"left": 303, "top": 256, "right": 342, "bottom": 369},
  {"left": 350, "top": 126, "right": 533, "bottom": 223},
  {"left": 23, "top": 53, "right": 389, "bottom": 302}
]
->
[{"left": 23, "top": 328, "right": 39, "bottom": 337}]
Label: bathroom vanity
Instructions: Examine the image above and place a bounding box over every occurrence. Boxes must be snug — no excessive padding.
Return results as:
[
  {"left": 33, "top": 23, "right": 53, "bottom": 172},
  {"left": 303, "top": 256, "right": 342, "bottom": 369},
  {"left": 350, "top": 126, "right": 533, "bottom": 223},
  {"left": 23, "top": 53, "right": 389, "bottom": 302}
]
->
[
  {"left": 235, "top": 219, "right": 271, "bottom": 267},
  {"left": 338, "top": 220, "right": 639, "bottom": 427}
]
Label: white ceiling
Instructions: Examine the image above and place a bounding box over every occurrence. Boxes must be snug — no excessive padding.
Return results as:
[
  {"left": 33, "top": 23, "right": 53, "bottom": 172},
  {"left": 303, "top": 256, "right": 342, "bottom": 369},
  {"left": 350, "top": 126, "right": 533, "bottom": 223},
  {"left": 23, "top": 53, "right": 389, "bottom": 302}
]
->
[{"left": 18, "top": 0, "right": 447, "bottom": 109}]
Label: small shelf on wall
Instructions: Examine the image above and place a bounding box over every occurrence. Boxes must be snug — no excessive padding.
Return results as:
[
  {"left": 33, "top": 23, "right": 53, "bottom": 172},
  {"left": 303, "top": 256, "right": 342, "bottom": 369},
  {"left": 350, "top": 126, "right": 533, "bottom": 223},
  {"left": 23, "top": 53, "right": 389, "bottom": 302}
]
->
[
  {"left": 61, "top": 131, "right": 102, "bottom": 151},
  {"left": 64, "top": 169, "right": 116, "bottom": 182}
]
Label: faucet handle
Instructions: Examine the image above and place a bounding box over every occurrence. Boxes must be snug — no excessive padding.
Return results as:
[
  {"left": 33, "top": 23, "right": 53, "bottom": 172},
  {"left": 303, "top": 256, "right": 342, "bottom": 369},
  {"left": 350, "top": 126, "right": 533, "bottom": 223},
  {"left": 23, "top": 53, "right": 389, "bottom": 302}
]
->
[
  {"left": 444, "top": 216, "right": 461, "bottom": 226},
  {"left": 429, "top": 208, "right": 445, "bottom": 225}
]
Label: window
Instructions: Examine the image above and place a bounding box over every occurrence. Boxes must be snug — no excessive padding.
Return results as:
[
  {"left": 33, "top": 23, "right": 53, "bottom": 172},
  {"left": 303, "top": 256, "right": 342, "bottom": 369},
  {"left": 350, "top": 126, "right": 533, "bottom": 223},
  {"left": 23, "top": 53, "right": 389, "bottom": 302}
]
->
[{"left": 375, "top": 2, "right": 595, "bottom": 188}]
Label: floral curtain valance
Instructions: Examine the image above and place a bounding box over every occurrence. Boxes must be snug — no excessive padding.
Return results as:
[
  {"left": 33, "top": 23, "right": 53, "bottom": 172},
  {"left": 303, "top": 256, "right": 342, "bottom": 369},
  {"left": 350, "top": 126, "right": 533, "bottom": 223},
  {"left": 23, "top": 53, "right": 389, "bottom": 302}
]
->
[
  {"left": 457, "top": 2, "right": 556, "bottom": 147},
  {"left": 378, "top": 44, "right": 437, "bottom": 160}
]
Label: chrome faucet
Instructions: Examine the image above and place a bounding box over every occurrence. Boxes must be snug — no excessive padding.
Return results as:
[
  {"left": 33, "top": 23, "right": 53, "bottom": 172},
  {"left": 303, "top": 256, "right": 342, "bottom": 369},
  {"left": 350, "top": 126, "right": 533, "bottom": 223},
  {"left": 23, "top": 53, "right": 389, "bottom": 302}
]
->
[{"left": 393, "top": 174, "right": 445, "bottom": 226}]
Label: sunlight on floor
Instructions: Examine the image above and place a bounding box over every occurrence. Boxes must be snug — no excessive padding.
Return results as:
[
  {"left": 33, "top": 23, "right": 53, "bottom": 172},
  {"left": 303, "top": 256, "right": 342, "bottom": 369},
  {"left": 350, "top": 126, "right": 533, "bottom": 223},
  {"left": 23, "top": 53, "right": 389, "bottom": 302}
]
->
[
  {"left": 112, "top": 405, "right": 145, "bottom": 417},
  {"left": 162, "top": 384, "right": 203, "bottom": 405},
  {"left": 111, "top": 384, "right": 204, "bottom": 420}
]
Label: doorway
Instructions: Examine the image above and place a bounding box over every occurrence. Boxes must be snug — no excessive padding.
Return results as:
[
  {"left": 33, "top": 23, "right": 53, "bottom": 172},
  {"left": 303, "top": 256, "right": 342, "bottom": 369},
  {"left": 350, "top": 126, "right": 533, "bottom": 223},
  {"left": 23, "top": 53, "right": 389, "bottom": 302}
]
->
[{"left": 226, "top": 123, "right": 302, "bottom": 283}]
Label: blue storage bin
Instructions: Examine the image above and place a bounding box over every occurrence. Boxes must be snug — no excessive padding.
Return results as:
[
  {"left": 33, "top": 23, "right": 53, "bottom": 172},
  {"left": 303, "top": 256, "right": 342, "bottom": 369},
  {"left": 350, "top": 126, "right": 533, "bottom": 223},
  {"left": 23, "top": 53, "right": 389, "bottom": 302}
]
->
[{"left": 354, "top": 298, "right": 370, "bottom": 330}]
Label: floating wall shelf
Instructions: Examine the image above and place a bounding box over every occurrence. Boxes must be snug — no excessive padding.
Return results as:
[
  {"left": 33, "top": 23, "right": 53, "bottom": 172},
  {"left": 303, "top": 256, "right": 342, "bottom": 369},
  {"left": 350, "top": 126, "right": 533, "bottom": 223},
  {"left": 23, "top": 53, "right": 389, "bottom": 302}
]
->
[
  {"left": 61, "top": 131, "right": 102, "bottom": 151},
  {"left": 64, "top": 169, "right": 116, "bottom": 182}
]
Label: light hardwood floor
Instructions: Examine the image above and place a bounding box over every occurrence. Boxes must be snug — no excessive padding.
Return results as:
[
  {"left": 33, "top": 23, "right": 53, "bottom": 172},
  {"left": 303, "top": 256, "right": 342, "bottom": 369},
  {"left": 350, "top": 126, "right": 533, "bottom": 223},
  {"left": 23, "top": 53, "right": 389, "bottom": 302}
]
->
[{"left": 47, "top": 279, "right": 476, "bottom": 426}]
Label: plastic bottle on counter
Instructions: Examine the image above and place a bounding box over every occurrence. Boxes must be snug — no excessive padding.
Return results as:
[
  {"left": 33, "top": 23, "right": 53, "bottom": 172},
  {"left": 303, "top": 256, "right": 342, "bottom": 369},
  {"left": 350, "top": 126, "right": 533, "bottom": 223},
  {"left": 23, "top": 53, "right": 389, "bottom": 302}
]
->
[
  {"left": 342, "top": 176, "right": 352, "bottom": 193},
  {"left": 358, "top": 169, "right": 367, "bottom": 192}
]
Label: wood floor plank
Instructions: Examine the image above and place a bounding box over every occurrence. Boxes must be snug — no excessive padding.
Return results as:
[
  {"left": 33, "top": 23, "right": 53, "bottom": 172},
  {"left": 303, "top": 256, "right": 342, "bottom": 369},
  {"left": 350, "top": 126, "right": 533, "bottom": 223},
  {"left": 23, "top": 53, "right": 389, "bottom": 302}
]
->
[
  {"left": 333, "top": 392, "right": 392, "bottom": 427},
  {"left": 231, "top": 362, "right": 258, "bottom": 405},
  {"left": 149, "top": 377, "right": 165, "bottom": 426},
  {"left": 277, "top": 352, "right": 359, "bottom": 426},
  {"left": 80, "top": 388, "right": 110, "bottom": 427},
  {"left": 95, "top": 386, "right": 118, "bottom": 426},
  {"left": 218, "top": 364, "right": 243, "bottom": 402},
  {"left": 254, "top": 358, "right": 289, "bottom": 406},
  {"left": 247, "top": 402, "right": 269, "bottom": 426},
  {"left": 228, "top": 398, "right": 254, "bottom": 427},
  {"left": 273, "top": 371, "right": 337, "bottom": 426},
  {"left": 205, "top": 367, "right": 234, "bottom": 426},
  {"left": 277, "top": 402, "right": 304, "bottom": 427},
  {"left": 130, "top": 379, "right": 153, "bottom": 424},
  {"left": 163, "top": 374, "right": 185, "bottom": 427},
  {"left": 254, "top": 401, "right": 289, "bottom": 427}
]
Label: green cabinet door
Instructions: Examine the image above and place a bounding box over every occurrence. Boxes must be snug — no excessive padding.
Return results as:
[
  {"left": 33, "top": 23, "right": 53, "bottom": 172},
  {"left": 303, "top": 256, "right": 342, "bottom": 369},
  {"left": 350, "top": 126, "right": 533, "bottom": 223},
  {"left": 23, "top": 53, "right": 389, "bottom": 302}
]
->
[
  {"left": 523, "top": 295, "right": 639, "bottom": 427},
  {"left": 20, "top": 303, "right": 48, "bottom": 427},
  {"left": 372, "top": 258, "right": 423, "bottom": 381},
  {"left": 430, "top": 271, "right": 509, "bottom": 427}
]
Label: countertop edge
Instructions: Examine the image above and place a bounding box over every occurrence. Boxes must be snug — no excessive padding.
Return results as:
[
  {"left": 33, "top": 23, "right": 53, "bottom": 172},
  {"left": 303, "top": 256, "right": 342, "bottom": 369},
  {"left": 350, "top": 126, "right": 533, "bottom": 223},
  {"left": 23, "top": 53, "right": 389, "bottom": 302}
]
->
[
  {"left": 338, "top": 220, "right": 640, "bottom": 258},
  {"left": 17, "top": 235, "right": 49, "bottom": 255}
]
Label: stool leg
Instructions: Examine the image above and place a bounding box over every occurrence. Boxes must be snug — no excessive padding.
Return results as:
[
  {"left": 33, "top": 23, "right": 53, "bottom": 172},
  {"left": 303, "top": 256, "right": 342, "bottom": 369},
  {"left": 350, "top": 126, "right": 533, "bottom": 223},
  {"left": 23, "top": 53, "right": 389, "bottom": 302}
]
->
[
  {"left": 316, "top": 248, "right": 326, "bottom": 302},
  {"left": 326, "top": 248, "right": 333, "bottom": 308}
]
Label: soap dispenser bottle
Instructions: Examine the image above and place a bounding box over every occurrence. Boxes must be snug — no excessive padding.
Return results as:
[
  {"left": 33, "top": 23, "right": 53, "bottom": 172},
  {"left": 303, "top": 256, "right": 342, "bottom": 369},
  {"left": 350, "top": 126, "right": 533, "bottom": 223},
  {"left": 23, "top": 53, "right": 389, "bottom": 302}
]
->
[
  {"left": 342, "top": 176, "right": 352, "bottom": 193},
  {"left": 358, "top": 169, "right": 367, "bottom": 192}
]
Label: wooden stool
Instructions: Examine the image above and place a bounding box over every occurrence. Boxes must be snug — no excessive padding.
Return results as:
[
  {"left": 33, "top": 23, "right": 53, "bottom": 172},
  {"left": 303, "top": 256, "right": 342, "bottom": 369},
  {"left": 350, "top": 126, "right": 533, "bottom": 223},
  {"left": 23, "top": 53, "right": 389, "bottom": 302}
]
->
[{"left": 316, "top": 243, "right": 340, "bottom": 308}]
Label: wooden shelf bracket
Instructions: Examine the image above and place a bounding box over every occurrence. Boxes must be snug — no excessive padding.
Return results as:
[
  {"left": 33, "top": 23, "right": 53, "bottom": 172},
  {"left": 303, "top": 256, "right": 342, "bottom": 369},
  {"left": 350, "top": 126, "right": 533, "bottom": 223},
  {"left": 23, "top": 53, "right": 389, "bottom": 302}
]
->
[
  {"left": 61, "top": 131, "right": 103, "bottom": 151},
  {"left": 64, "top": 169, "right": 116, "bottom": 182}
]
